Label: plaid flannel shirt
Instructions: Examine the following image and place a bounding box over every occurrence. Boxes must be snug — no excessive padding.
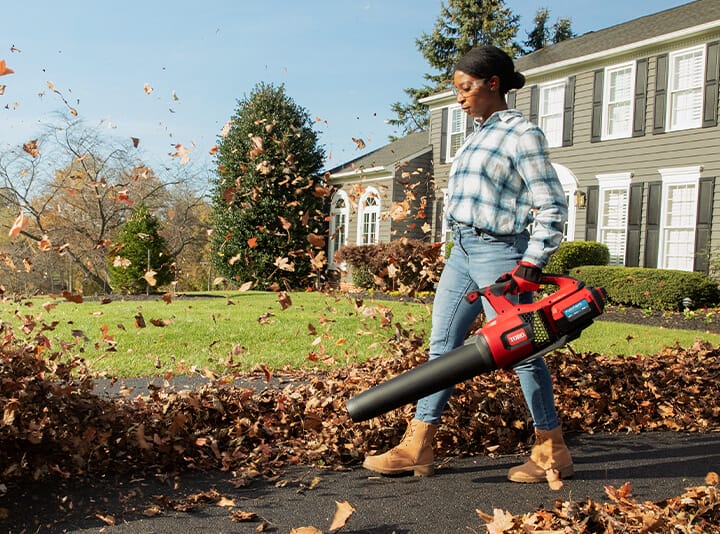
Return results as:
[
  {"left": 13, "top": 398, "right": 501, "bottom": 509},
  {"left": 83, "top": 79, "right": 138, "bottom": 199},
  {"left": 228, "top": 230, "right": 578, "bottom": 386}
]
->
[{"left": 446, "top": 109, "right": 568, "bottom": 268}]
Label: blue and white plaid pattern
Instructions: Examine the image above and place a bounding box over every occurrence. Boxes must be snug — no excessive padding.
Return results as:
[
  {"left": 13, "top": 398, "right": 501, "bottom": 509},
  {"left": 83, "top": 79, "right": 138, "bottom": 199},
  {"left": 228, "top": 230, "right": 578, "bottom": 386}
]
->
[{"left": 446, "top": 109, "right": 568, "bottom": 268}]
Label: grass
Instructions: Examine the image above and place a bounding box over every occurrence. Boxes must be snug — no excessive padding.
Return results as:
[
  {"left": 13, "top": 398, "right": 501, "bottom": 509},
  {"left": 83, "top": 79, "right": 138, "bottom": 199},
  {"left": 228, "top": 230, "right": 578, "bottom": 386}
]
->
[
  {"left": 2, "top": 291, "right": 433, "bottom": 377},
  {"left": 3, "top": 291, "right": 718, "bottom": 377}
]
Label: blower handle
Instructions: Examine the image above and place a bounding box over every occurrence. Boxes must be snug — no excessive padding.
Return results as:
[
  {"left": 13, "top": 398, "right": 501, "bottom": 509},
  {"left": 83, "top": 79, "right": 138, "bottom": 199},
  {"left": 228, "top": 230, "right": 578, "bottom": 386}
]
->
[{"left": 482, "top": 274, "right": 585, "bottom": 316}]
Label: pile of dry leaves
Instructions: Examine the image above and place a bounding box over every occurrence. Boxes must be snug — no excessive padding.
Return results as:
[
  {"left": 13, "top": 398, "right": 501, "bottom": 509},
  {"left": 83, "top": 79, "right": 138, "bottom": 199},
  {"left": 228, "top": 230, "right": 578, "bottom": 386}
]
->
[{"left": 1, "top": 321, "right": 720, "bottom": 530}]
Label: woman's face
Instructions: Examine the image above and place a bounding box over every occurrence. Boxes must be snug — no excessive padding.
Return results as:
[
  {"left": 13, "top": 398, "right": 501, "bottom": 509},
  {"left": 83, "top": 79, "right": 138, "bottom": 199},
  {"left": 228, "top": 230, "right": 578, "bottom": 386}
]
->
[{"left": 452, "top": 70, "right": 505, "bottom": 121}]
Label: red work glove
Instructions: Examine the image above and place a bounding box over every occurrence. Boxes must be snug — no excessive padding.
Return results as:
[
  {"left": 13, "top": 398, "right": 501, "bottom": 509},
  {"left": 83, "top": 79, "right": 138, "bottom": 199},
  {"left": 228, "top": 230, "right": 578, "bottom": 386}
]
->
[{"left": 495, "top": 261, "right": 542, "bottom": 294}]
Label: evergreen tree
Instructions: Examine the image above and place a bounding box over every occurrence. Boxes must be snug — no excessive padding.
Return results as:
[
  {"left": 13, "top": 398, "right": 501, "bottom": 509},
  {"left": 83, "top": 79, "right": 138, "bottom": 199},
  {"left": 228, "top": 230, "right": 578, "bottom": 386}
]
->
[
  {"left": 108, "top": 204, "right": 174, "bottom": 293},
  {"left": 388, "top": 0, "right": 521, "bottom": 138},
  {"left": 210, "top": 82, "right": 327, "bottom": 290},
  {"left": 523, "top": 7, "right": 576, "bottom": 54}
]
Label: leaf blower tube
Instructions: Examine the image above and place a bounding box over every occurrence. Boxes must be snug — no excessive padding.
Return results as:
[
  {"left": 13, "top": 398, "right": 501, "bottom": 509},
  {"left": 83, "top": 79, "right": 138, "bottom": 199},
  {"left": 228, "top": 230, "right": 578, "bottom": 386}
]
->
[{"left": 345, "top": 274, "right": 606, "bottom": 423}]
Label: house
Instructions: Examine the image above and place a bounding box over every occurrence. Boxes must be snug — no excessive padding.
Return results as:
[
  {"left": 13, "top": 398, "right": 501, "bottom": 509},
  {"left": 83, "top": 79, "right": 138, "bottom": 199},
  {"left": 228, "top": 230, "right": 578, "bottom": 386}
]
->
[
  {"left": 325, "top": 130, "right": 432, "bottom": 271},
  {"left": 328, "top": 0, "right": 720, "bottom": 276}
]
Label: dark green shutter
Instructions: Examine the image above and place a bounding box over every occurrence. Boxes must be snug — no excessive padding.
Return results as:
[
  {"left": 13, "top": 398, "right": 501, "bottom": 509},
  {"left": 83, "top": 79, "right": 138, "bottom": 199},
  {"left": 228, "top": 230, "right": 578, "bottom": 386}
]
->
[
  {"left": 633, "top": 58, "right": 648, "bottom": 137},
  {"left": 562, "top": 76, "right": 575, "bottom": 147},
  {"left": 529, "top": 85, "right": 539, "bottom": 124},
  {"left": 703, "top": 41, "right": 719, "bottom": 128},
  {"left": 591, "top": 70, "right": 604, "bottom": 142},
  {"left": 585, "top": 185, "right": 599, "bottom": 241},
  {"left": 653, "top": 54, "right": 668, "bottom": 134},
  {"left": 644, "top": 181, "right": 662, "bottom": 267},
  {"left": 694, "top": 177, "right": 715, "bottom": 272},
  {"left": 440, "top": 108, "right": 448, "bottom": 164},
  {"left": 625, "top": 182, "right": 643, "bottom": 266}
]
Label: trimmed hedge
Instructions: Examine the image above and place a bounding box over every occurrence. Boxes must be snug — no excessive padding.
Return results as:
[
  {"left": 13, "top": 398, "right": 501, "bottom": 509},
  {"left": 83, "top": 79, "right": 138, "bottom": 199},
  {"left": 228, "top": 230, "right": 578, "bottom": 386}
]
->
[
  {"left": 570, "top": 265, "right": 720, "bottom": 310},
  {"left": 545, "top": 241, "right": 610, "bottom": 274}
]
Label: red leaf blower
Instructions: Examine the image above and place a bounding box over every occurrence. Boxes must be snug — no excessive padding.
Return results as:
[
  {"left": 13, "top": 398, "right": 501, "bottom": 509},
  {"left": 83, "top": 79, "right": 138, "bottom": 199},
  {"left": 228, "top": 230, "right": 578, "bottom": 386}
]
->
[{"left": 345, "top": 274, "right": 606, "bottom": 422}]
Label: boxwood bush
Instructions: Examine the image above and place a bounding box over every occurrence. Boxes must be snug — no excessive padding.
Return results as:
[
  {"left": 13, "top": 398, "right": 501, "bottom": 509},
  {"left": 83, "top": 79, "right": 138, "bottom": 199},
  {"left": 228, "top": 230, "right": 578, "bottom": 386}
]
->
[
  {"left": 545, "top": 241, "right": 610, "bottom": 274},
  {"left": 569, "top": 265, "right": 720, "bottom": 310}
]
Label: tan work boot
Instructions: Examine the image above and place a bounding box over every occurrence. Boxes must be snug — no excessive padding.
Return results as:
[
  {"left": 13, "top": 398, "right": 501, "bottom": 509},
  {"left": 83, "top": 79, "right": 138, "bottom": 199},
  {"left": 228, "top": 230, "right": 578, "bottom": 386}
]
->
[
  {"left": 508, "top": 426, "right": 574, "bottom": 483},
  {"left": 363, "top": 418, "right": 438, "bottom": 476}
]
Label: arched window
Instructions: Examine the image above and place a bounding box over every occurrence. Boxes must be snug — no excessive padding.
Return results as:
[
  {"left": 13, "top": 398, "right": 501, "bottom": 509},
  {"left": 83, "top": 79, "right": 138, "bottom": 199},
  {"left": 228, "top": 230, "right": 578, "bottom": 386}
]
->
[
  {"left": 357, "top": 187, "right": 381, "bottom": 245},
  {"left": 328, "top": 190, "right": 349, "bottom": 268}
]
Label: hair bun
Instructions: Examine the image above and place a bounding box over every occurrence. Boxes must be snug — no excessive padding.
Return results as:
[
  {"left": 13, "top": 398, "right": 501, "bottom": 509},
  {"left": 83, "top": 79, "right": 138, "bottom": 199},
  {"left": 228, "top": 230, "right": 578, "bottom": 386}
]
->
[{"left": 511, "top": 71, "right": 526, "bottom": 90}]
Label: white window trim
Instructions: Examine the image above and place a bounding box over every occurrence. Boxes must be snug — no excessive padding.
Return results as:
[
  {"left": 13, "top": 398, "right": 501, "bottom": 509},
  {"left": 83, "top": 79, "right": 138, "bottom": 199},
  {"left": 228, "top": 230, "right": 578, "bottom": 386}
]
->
[
  {"left": 328, "top": 189, "right": 349, "bottom": 269},
  {"left": 357, "top": 186, "right": 381, "bottom": 245},
  {"left": 601, "top": 61, "right": 636, "bottom": 140},
  {"left": 445, "top": 104, "right": 466, "bottom": 162},
  {"left": 538, "top": 80, "right": 566, "bottom": 148},
  {"left": 657, "top": 166, "right": 701, "bottom": 271},
  {"left": 666, "top": 45, "right": 706, "bottom": 132},
  {"left": 596, "top": 172, "right": 631, "bottom": 266},
  {"left": 552, "top": 163, "right": 578, "bottom": 242}
]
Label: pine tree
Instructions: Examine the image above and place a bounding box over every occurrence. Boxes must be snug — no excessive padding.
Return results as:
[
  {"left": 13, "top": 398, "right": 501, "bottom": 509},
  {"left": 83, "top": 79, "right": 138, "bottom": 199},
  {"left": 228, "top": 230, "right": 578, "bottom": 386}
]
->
[
  {"left": 108, "top": 205, "right": 174, "bottom": 293},
  {"left": 388, "top": 0, "right": 521, "bottom": 138},
  {"left": 523, "top": 8, "right": 576, "bottom": 54},
  {"left": 210, "top": 83, "right": 327, "bottom": 290}
]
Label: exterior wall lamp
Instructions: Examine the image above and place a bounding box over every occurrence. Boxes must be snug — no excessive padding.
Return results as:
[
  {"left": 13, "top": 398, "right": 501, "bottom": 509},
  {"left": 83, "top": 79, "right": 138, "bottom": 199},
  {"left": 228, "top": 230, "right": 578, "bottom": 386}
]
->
[{"left": 574, "top": 190, "right": 587, "bottom": 209}]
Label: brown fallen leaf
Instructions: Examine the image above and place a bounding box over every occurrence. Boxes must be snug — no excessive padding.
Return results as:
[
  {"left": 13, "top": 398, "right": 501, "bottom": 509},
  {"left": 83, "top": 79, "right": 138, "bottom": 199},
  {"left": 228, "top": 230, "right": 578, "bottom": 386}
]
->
[
  {"left": 329, "top": 500, "right": 356, "bottom": 532},
  {"left": 229, "top": 510, "right": 259, "bottom": 522}
]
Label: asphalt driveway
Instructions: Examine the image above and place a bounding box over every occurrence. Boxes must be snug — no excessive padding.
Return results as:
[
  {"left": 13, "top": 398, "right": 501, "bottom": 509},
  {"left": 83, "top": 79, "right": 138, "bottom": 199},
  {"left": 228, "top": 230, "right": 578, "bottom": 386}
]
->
[{"left": 3, "top": 431, "right": 718, "bottom": 533}]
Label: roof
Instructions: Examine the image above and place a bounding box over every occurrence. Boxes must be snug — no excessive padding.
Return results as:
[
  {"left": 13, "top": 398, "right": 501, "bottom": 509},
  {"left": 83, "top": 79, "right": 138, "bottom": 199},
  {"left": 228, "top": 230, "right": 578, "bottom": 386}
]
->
[
  {"left": 514, "top": 0, "right": 720, "bottom": 74},
  {"left": 327, "top": 130, "right": 431, "bottom": 177}
]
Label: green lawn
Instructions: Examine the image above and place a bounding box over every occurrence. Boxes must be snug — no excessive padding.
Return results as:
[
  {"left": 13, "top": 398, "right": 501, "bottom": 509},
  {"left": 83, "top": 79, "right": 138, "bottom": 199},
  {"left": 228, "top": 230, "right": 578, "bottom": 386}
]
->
[{"left": 3, "top": 291, "right": 718, "bottom": 377}]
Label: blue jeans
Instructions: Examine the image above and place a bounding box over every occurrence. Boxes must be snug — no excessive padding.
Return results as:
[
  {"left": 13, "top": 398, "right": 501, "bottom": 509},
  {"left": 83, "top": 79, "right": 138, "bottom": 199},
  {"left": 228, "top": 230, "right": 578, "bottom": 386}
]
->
[{"left": 415, "top": 224, "right": 560, "bottom": 430}]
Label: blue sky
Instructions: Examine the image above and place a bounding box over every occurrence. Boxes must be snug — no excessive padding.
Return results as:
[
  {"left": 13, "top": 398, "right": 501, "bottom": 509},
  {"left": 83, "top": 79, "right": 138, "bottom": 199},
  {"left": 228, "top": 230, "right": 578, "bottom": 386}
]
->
[{"left": 0, "top": 0, "right": 691, "bottom": 174}]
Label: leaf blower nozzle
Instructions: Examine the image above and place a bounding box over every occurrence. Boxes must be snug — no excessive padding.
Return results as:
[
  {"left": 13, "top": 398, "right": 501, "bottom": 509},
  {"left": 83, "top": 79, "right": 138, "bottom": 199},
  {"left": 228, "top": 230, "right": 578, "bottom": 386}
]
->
[{"left": 345, "top": 274, "right": 606, "bottom": 423}]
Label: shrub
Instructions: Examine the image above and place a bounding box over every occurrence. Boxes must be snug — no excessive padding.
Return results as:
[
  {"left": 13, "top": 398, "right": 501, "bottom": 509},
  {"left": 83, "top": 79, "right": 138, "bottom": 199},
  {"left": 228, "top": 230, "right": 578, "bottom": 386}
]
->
[
  {"left": 545, "top": 241, "right": 610, "bottom": 274},
  {"left": 335, "top": 239, "right": 445, "bottom": 294},
  {"left": 570, "top": 265, "right": 720, "bottom": 310}
]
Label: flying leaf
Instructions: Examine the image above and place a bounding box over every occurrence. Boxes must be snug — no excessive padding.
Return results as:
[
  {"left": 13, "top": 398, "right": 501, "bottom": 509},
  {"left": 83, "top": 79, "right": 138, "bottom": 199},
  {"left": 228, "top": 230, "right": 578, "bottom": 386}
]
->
[
  {"left": 117, "top": 190, "right": 133, "bottom": 206},
  {"left": 143, "top": 83, "right": 153, "bottom": 95},
  {"left": 0, "top": 60, "right": 14, "bottom": 76},
  {"left": 0, "top": 85, "right": 6, "bottom": 95},
  {"left": 352, "top": 137, "right": 366, "bottom": 150},
  {"left": 278, "top": 291, "right": 292, "bottom": 310},
  {"left": 37, "top": 235, "right": 52, "bottom": 251},
  {"left": 307, "top": 233, "right": 325, "bottom": 249},
  {"left": 143, "top": 270, "right": 157, "bottom": 287},
  {"left": 112, "top": 256, "right": 131, "bottom": 268},
  {"left": 8, "top": 211, "right": 27, "bottom": 237},
  {"left": 22, "top": 139, "right": 39, "bottom": 158},
  {"left": 238, "top": 281, "right": 254, "bottom": 292},
  {"left": 171, "top": 143, "right": 191, "bottom": 164},
  {"left": 274, "top": 256, "right": 294, "bottom": 272},
  {"left": 131, "top": 137, "right": 140, "bottom": 148},
  {"left": 278, "top": 216, "right": 292, "bottom": 231},
  {"left": 328, "top": 500, "right": 356, "bottom": 532},
  {"left": 220, "top": 120, "right": 232, "bottom": 137}
]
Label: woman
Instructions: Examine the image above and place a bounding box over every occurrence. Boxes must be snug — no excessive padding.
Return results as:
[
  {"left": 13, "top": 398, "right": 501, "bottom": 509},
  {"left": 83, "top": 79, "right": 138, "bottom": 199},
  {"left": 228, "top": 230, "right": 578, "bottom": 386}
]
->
[{"left": 362, "top": 45, "right": 570, "bottom": 483}]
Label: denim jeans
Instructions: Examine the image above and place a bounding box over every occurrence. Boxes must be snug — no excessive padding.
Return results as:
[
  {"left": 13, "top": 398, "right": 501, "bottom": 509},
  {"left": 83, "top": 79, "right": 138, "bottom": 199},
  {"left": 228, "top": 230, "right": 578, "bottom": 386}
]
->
[{"left": 414, "top": 224, "right": 559, "bottom": 430}]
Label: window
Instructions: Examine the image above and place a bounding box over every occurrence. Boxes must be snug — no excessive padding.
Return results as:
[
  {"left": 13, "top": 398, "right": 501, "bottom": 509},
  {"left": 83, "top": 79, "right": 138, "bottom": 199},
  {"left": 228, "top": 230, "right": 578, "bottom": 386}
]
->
[
  {"left": 658, "top": 167, "right": 700, "bottom": 271},
  {"left": 328, "top": 190, "right": 349, "bottom": 268},
  {"left": 667, "top": 46, "right": 705, "bottom": 131},
  {"left": 357, "top": 187, "right": 380, "bottom": 245},
  {"left": 597, "top": 173, "right": 631, "bottom": 266},
  {"left": 538, "top": 81, "right": 565, "bottom": 147},
  {"left": 602, "top": 63, "right": 635, "bottom": 139},
  {"left": 447, "top": 106, "right": 466, "bottom": 160}
]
